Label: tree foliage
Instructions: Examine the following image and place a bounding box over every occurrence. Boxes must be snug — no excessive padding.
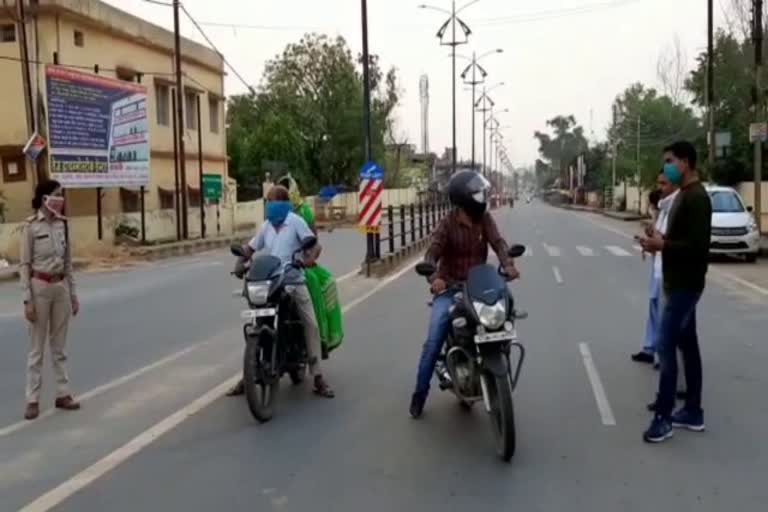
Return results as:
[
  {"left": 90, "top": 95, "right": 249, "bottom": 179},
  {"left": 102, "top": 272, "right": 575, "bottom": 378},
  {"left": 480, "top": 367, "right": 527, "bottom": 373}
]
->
[
  {"left": 227, "top": 34, "right": 400, "bottom": 195},
  {"left": 534, "top": 115, "right": 588, "bottom": 186}
]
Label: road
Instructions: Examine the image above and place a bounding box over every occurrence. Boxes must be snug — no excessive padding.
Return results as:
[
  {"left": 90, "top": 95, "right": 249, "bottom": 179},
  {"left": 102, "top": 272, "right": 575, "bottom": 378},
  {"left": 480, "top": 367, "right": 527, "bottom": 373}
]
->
[{"left": 1, "top": 204, "right": 767, "bottom": 511}]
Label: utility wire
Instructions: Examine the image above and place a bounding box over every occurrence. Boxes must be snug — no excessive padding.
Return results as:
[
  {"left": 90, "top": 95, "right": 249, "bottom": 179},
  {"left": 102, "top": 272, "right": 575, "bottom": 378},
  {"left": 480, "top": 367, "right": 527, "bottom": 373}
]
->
[{"left": 179, "top": 3, "right": 255, "bottom": 94}]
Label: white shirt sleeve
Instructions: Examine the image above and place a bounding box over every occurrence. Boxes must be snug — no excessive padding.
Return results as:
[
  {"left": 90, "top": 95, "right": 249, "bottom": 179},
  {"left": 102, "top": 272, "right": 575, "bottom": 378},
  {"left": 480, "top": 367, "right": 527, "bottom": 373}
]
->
[{"left": 248, "top": 224, "right": 267, "bottom": 252}]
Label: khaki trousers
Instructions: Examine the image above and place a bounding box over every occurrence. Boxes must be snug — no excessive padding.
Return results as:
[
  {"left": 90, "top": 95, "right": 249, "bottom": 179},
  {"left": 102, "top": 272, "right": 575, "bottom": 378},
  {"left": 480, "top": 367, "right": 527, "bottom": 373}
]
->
[
  {"left": 291, "top": 286, "right": 322, "bottom": 376},
  {"left": 26, "top": 279, "right": 72, "bottom": 403}
]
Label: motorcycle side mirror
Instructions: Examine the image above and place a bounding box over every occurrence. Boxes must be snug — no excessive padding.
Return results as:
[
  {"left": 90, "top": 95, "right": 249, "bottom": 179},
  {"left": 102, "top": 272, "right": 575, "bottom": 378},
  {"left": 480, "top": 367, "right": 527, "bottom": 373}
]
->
[
  {"left": 230, "top": 243, "right": 247, "bottom": 258},
  {"left": 507, "top": 244, "right": 526, "bottom": 258},
  {"left": 415, "top": 261, "right": 437, "bottom": 277},
  {"left": 300, "top": 236, "right": 318, "bottom": 251}
]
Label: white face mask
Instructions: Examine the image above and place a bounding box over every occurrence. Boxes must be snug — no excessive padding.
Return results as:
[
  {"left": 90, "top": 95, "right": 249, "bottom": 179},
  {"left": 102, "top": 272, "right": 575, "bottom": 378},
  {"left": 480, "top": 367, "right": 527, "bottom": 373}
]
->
[{"left": 43, "top": 195, "right": 66, "bottom": 218}]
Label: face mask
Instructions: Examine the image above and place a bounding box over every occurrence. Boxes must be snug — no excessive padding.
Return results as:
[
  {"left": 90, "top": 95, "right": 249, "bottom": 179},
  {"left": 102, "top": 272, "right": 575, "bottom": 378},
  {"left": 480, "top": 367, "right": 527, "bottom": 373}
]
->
[
  {"left": 266, "top": 201, "right": 291, "bottom": 226},
  {"left": 663, "top": 163, "right": 683, "bottom": 185},
  {"left": 43, "top": 195, "right": 65, "bottom": 217}
]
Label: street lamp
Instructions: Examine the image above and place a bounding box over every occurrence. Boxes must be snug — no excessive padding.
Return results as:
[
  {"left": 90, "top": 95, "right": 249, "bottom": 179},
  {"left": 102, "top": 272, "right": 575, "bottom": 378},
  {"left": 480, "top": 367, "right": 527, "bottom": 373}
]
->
[
  {"left": 475, "top": 83, "right": 504, "bottom": 176},
  {"left": 419, "top": 0, "right": 481, "bottom": 173},
  {"left": 484, "top": 106, "right": 508, "bottom": 176},
  {"left": 459, "top": 48, "right": 503, "bottom": 171}
]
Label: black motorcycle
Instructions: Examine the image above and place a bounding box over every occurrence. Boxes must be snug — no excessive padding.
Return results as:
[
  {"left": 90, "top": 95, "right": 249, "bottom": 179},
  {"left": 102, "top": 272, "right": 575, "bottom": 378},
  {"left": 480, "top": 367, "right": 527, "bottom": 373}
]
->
[
  {"left": 415, "top": 244, "right": 527, "bottom": 462},
  {"left": 231, "top": 238, "right": 316, "bottom": 423}
]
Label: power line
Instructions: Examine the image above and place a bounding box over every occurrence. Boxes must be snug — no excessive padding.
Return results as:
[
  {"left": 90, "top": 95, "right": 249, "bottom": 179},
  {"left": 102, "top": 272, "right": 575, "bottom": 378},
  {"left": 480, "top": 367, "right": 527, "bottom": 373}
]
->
[{"left": 179, "top": 3, "right": 255, "bottom": 94}]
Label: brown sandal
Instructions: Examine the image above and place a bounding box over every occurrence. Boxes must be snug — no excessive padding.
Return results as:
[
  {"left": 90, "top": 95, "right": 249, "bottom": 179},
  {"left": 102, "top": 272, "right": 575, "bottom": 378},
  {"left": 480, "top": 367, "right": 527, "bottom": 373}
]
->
[{"left": 313, "top": 376, "right": 335, "bottom": 398}]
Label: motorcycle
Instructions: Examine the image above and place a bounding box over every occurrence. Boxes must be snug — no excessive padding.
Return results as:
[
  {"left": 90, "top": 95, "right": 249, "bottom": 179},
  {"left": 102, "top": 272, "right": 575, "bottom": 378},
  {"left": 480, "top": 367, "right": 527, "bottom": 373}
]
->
[
  {"left": 415, "top": 244, "right": 527, "bottom": 462},
  {"left": 230, "top": 237, "right": 317, "bottom": 423}
]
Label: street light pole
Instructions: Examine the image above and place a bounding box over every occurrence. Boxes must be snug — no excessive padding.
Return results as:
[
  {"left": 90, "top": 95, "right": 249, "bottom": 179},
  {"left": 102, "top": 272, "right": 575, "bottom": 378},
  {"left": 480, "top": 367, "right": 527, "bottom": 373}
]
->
[
  {"left": 451, "top": 0, "right": 457, "bottom": 172},
  {"left": 361, "top": 0, "right": 375, "bottom": 261},
  {"left": 461, "top": 49, "right": 502, "bottom": 172}
]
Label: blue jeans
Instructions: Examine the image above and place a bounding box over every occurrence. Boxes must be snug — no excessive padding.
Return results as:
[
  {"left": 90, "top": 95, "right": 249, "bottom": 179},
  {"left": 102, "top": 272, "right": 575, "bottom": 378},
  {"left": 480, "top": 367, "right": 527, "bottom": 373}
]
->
[
  {"left": 414, "top": 293, "right": 454, "bottom": 397},
  {"left": 642, "top": 276, "right": 662, "bottom": 353},
  {"left": 655, "top": 289, "right": 703, "bottom": 419}
]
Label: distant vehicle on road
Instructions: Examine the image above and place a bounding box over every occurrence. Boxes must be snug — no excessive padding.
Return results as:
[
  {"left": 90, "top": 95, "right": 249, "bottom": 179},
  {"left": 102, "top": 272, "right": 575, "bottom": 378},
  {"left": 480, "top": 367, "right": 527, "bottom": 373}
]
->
[{"left": 706, "top": 185, "right": 761, "bottom": 263}]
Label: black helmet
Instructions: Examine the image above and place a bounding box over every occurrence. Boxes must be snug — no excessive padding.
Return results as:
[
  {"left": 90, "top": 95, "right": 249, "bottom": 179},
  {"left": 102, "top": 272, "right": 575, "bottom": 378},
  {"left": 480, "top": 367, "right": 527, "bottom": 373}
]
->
[{"left": 448, "top": 170, "right": 491, "bottom": 220}]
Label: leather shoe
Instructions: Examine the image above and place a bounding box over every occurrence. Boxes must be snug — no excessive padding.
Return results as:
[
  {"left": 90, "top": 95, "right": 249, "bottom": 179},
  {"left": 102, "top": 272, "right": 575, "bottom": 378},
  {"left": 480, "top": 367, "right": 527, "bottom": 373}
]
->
[
  {"left": 24, "top": 402, "right": 40, "bottom": 420},
  {"left": 55, "top": 395, "right": 81, "bottom": 411}
]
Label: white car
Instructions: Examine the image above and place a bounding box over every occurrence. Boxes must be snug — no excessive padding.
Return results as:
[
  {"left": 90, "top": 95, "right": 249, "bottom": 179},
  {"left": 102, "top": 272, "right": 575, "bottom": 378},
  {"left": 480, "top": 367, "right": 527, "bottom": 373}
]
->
[{"left": 706, "top": 185, "right": 761, "bottom": 262}]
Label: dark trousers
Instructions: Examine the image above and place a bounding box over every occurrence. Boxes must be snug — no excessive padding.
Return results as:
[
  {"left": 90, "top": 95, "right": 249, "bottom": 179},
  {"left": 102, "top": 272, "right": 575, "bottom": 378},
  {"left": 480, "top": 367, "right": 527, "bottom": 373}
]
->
[{"left": 655, "top": 289, "right": 703, "bottom": 418}]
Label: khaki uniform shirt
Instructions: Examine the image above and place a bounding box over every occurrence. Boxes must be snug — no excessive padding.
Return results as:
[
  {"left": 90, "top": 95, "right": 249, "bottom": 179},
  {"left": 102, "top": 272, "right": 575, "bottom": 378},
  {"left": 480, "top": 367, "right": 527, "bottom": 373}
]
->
[{"left": 19, "top": 211, "right": 76, "bottom": 303}]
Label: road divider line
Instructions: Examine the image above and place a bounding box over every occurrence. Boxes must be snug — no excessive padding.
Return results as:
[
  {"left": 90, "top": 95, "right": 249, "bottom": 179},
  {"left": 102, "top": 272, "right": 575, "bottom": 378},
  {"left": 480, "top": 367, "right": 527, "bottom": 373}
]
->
[
  {"left": 0, "top": 266, "right": 360, "bottom": 439},
  {"left": 552, "top": 266, "right": 564, "bottom": 285},
  {"left": 605, "top": 245, "right": 631, "bottom": 257},
  {"left": 578, "top": 342, "right": 616, "bottom": 426},
  {"left": 16, "top": 260, "right": 420, "bottom": 511},
  {"left": 542, "top": 243, "right": 561, "bottom": 257},
  {"left": 576, "top": 246, "right": 594, "bottom": 256}
]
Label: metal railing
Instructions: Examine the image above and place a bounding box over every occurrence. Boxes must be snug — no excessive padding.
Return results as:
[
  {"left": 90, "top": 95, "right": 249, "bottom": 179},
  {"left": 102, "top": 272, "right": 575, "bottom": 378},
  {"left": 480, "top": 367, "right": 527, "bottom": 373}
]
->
[{"left": 372, "top": 200, "right": 451, "bottom": 259}]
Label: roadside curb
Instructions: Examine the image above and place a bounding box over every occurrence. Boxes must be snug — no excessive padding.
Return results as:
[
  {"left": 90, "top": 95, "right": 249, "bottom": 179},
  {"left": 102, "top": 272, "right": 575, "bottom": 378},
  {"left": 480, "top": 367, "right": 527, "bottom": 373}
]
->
[
  {"left": 361, "top": 238, "right": 430, "bottom": 278},
  {"left": 128, "top": 234, "right": 250, "bottom": 261}
]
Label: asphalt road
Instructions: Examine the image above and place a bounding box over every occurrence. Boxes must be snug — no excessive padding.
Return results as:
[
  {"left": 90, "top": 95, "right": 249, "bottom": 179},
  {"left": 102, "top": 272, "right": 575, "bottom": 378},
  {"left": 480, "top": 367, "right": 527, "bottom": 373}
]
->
[{"left": 1, "top": 204, "right": 767, "bottom": 511}]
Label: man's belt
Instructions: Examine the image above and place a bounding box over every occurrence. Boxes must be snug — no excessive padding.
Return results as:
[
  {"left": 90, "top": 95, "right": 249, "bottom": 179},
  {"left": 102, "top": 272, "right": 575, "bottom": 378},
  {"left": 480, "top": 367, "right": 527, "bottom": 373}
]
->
[{"left": 32, "top": 271, "right": 65, "bottom": 283}]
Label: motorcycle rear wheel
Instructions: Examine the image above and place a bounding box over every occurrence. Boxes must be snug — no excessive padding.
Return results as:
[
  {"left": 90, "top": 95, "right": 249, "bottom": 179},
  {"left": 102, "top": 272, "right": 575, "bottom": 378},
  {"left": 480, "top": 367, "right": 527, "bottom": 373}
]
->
[
  {"left": 244, "top": 340, "right": 278, "bottom": 423},
  {"left": 488, "top": 373, "right": 516, "bottom": 462}
]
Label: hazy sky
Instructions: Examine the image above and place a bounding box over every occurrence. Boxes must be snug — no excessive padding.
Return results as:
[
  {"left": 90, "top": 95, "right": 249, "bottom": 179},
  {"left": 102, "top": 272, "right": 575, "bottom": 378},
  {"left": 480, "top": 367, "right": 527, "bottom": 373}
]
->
[{"left": 109, "top": 0, "right": 717, "bottom": 167}]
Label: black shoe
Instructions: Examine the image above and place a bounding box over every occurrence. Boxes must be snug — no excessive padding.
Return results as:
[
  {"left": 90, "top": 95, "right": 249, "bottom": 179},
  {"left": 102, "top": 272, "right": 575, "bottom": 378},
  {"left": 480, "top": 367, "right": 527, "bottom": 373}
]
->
[
  {"left": 631, "top": 352, "right": 655, "bottom": 364},
  {"left": 653, "top": 362, "right": 660, "bottom": 370},
  {"left": 409, "top": 393, "right": 426, "bottom": 419},
  {"left": 647, "top": 401, "right": 657, "bottom": 412},
  {"left": 676, "top": 390, "right": 687, "bottom": 400}
]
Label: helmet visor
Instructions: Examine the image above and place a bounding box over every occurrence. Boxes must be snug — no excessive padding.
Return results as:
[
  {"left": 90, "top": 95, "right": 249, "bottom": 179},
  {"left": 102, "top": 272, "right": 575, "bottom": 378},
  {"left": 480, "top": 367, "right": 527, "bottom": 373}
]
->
[{"left": 468, "top": 174, "right": 491, "bottom": 204}]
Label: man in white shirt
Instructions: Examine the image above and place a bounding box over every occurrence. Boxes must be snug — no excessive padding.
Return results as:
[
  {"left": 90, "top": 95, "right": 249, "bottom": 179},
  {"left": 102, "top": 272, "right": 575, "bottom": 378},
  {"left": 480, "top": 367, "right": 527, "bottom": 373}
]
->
[{"left": 227, "top": 185, "right": 334, "bottom": 398}]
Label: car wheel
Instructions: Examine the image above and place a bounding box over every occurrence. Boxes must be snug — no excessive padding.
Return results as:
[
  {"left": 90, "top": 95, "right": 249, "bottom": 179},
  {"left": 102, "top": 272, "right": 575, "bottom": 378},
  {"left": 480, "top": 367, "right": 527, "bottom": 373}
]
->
[{"left": 746, "top": 253, "right": 758, "bottom": 263}]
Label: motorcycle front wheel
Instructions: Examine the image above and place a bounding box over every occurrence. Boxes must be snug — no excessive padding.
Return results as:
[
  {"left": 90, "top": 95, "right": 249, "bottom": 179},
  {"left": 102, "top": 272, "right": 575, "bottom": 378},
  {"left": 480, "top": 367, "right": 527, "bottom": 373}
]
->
[
  {"left": 244, "top": 339, "right": 278, "bottom": 423},
  {"left": 487, "top": 373, "right": 516, "bottom": 462}
]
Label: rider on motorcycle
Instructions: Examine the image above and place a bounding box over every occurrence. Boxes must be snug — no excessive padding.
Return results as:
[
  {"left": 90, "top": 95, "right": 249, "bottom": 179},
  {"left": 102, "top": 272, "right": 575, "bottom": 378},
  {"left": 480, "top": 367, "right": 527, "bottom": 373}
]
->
[
  {"left": 410, "top": 170, "right": 520, "bottom": 418},
  {"left": 227, "top": 185, "right": 334, "bottom": 398}
]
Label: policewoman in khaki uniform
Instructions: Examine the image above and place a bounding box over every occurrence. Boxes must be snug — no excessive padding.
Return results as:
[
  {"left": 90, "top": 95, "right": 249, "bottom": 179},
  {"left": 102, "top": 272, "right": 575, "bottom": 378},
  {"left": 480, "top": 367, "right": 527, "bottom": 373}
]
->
[{"left": 19, "top": 180, "right": 81, "bottom": 420}]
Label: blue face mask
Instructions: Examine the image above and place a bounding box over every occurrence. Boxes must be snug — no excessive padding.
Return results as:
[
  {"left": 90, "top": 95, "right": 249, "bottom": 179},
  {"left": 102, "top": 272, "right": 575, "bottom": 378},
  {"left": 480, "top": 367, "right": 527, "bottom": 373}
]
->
[
  {"left": 663, "top": 163, "right": 683, "bottom": 185},
  {"left": 266, "top": 201, "right": 291, "bottom": 226}
]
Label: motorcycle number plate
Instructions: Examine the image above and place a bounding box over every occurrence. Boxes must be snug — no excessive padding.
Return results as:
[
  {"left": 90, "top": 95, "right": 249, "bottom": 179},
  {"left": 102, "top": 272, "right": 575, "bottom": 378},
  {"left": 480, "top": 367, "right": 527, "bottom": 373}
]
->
[
  {"left": 475, "top": 331, "right": 516, "bottom": 344},
  {"left": 241, "top": 308, "right": 276, "bottom": 320}
]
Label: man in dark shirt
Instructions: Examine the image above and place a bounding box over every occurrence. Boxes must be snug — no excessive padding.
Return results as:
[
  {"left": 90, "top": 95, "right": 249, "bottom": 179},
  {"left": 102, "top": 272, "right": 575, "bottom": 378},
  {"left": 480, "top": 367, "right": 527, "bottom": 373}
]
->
[
  {"left": 638, "top": 141, "right": 711, "bottom": 443},
  {"left": 410, "top": 170, "right": 519, "bottom": 418}
]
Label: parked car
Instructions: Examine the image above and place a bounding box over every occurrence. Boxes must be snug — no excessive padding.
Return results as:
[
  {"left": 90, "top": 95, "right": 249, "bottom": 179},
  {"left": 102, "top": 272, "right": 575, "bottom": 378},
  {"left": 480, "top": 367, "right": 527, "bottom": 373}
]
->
[{"left": 706, "top": 185, "right": 761, "bottom": 263}]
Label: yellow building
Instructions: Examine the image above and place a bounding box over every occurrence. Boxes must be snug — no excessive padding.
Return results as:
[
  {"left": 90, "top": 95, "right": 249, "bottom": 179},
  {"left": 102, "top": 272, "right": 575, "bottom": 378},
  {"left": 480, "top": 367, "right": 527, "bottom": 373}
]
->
[{"left": 0, "top": 0, "right": 228, "bottom": 231}]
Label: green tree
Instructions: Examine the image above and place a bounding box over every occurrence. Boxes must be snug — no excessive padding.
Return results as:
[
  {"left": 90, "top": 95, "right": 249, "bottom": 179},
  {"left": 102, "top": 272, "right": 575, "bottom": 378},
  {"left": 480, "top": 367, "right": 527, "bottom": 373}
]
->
[
  {"left": 226, "top": 34, "right": 400, "bottom": 194},
  {"left": 534, "top": 115, "right": 588, "bottom": 186}
]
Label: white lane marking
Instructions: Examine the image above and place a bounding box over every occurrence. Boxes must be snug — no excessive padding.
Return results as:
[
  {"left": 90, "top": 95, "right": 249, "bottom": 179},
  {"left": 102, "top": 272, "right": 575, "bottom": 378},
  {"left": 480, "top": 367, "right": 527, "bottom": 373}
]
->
[
  {"left": 542, "top": 243, "right": 561, "bottom": 257},
  {"left": 552, "top": 266, "right": 564, "bottom": 285},
  {"left": 578, "top": 343, "right": 616, "bottom": 426},
  {"left": 17, "top": 376, "right": 240, "bottom": 512},
  {"left": 524, "top": 247, "right": 532, "bottom": 258},
  {"left": 633, "top": 244, "right": 643, "bottom": 252},
  {"left": 0, "top": 345, "right": 202, "bottom": 439},
  {"left": 336, "top": 268, "right": 359, "bottom": 284},
  {"left": 576, "top": 246, "right": 594, "bottom": 256},
  {"left": 17, "top": 261, "right": 419, "bottom": 511},
  {"left": 0, "top": 266, "right": 359, "bottom": 438},
  {"left": 605, "top": 245, "right": 631, "bottom": 257},
  {"left": 568, "top": 211, "right": 768, "bottom": 298}
]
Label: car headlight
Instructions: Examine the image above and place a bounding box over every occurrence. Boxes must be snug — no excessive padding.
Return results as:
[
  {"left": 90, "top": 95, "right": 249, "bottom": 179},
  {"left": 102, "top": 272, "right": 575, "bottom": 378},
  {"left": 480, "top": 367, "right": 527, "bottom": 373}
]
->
[
  {"left": 473, "top": 300, "right": 506, "bottom": 330},
  {"left": 748, "top": 219, "right": 758, "bottom": 232},
  {"left": 246, "top": 281, "right": 271, "bottom": 305}
]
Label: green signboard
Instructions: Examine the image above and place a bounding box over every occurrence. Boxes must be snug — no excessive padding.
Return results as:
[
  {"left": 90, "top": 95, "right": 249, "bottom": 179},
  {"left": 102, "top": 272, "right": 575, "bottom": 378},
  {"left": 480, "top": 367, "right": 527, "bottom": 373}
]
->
[{"left": 202, "top": 173, "right": 223, "bottom": 201}]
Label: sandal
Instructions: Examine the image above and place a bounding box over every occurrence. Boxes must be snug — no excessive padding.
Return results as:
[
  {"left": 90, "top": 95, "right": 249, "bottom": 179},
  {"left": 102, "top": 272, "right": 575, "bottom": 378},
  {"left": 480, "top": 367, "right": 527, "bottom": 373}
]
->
[
  {"left": 226, "top": 379, "right": 245, "bottom": 397},
  {"left": 313, "top": 376, "right": 335, "bottom": 398}
]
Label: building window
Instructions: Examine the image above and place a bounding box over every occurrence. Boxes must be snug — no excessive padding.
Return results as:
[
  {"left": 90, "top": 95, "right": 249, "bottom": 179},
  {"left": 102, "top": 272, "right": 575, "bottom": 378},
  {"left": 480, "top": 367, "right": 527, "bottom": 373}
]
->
[
  {"left": 116, "top": 67, "right": 136, "bottom": 82},
  {"left": 74, "top": 30, "right": 84, "bottom": 47},
  {"left": 120, "top": 188, "right": 140, "bottom": 213},
  {"left": 155, "top": 84, "right": 170, "bottom": 126},
  {"left": 209, "top": 97, "right": 220, "bottom": 134},
  {"left": 185, "top": 91, "right": 197, "bottom": 131},
  {"left": 1, "top": 24, "right": 15, "bottom": 43},
  {"left": 159, "top": 188, "right": 175, "bottom": 210},
  {"left": 2, "top": 156, "right": 27, "bottom": 183}
]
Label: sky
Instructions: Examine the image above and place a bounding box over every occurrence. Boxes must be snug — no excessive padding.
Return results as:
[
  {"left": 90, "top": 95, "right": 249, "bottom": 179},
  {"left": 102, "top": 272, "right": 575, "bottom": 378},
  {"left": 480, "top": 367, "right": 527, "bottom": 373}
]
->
[{"left": 108, "top": 0, "right": 719, "bottom": 168}]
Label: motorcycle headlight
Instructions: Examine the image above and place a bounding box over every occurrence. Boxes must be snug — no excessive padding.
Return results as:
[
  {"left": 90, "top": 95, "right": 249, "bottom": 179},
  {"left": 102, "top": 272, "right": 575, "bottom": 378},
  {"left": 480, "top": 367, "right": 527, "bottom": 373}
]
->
[
  {"left": 246, "top": 281, "right": 271, "bottom": 305},
  {"left": 473, "top": 300, "right": 506, "bottom": 330}
]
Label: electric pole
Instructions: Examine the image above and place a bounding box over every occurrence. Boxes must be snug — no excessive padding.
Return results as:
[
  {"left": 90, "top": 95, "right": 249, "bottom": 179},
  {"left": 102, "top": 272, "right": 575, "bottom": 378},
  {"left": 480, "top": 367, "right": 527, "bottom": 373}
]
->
[
  {"left": 753, "top": 0, "right": 764, "bottom": 233},
  {"left": 636, "top": 115, "right": 642, "bottom": 214},
  {"left": 361, "top": 0, "right": 375, "bottom": 261},
  {"left": 173, "top": 0, "right": 189, "bottom": 239}
]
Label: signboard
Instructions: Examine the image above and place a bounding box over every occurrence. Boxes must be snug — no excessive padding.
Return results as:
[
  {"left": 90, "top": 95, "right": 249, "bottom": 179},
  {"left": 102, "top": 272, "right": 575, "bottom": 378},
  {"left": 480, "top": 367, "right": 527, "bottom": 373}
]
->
[
  {"left": 202, "top": 173, "right": 223, "bottom": 201},
  {"left": 358, "top": 161, "right": 384, "bottom": 233},
  {"left": 749, "top": 122, "right": 768, "bottom": 143},
  {"left": 46, "top": 65, "right": 150, "bottom": 188},
  {"left": 23, "top": 132, "right": 47, "bottom": 161}
]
